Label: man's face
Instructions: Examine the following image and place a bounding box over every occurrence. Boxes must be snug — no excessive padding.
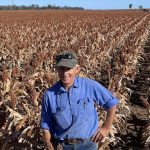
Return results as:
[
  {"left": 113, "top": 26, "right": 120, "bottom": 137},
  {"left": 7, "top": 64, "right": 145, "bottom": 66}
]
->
[{"left": 56, "top": 65, "right": 79, "bottom": 87}]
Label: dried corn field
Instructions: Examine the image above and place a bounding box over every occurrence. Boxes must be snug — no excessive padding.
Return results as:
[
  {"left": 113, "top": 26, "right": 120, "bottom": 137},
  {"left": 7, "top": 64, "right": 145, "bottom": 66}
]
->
[{"left": 0, "top": 10, "right": 150, "bottom": 150}]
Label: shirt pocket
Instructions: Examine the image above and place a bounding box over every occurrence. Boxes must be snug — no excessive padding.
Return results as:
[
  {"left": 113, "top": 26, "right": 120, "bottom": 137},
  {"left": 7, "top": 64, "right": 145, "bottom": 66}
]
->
[
  {"left": 77, "top": 98, "right": 94, "bottom": 120},
  {"left": 51, "top": 106, "right": 72, "bottom": 130},
  {"left": 78, "top": 98, "right": 93, "bottom": 110}
]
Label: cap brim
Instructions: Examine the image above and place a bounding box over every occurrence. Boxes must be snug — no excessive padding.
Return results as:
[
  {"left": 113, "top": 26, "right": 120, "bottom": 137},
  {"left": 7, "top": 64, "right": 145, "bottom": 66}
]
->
[{"left": 56, "top": 59, "right": 77, "bottom": 68}]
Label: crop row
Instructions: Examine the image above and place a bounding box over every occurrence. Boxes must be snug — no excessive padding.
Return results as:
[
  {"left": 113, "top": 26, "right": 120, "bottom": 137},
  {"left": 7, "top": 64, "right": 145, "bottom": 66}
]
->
[{"left": 0, "top": 10, "right": 149, "bottom": 149}]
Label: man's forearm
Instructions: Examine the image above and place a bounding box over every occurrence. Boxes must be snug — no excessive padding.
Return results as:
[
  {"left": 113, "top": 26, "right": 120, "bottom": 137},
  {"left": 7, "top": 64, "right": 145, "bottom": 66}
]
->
[
  {"left": 92, "top": 105, "right": 117, "bottom": 142},
  {"left": 103, "top": 105, "right": 117, "bottom": 129},
  {"left": 42, "top": 129, "right": 53, "bottom": 149}
]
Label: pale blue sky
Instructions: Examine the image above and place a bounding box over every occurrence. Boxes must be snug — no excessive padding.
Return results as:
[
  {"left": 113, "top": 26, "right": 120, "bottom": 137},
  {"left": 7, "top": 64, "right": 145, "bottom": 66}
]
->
[{"left": 0, "top": 0, "right": 149, "bottom": 9}]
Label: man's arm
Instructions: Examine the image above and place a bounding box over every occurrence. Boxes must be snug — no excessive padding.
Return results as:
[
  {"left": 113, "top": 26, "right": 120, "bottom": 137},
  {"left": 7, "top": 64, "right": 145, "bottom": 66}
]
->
[
  {"left": 41, "top": 92, "right": 54, "bottom": 149},
  {"left": 92, "top": 105, "right": 117, "bottom": 142},
  {"left": 42, "top": 129, "right": 54, "bottom": 150}
]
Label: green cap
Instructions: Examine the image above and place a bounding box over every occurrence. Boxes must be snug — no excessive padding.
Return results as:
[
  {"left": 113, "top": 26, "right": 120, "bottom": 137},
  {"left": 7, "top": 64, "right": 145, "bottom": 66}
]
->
[{"left": 55, "top": 50, "right": 78, "bottom": 68}]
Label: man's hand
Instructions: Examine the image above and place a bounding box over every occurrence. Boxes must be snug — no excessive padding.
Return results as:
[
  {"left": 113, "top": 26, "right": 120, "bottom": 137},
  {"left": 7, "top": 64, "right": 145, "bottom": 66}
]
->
[
  {"left": 92, "top": 126, "right": 110, "bottom": 142},
  {"left": 42, "top": 129, "right": 54, "bottom": 150},
  {"left": 45, "top": 141, "right": 54, "bottom": 150},
  {"left": 92, "top": 105, "right": 117, "bottom": 143}
]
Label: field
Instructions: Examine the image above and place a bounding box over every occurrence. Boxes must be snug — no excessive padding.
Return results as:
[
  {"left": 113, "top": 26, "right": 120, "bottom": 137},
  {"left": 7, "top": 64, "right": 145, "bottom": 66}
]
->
[{"left": 0, "top": 10, "right": 150, "bottom": 149}]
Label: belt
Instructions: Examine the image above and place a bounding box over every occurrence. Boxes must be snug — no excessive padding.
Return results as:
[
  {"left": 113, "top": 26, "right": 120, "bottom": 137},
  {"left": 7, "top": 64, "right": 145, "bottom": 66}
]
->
[{"left": 61, "top": 138, "right": 88, "bottom": 144}]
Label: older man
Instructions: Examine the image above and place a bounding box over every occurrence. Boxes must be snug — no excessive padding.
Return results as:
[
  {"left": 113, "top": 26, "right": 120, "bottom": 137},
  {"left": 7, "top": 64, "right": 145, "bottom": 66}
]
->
[{"left": 40, "top": 50, "right": 119, "bottom": 150}]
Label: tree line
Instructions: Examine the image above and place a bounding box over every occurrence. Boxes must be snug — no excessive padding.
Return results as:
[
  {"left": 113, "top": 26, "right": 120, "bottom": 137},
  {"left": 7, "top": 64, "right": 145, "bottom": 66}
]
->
[
  {"left": 129, "top": 4, "right": 149, "bottom": 12},
  {"left": 0, "top": 4, "right": 84, "bottom": 10}
]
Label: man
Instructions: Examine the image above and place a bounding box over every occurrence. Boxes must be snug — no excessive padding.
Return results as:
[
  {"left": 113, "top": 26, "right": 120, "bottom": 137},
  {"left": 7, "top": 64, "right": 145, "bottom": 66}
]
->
[{"left": 40, "top": 50, "right": 119, "bottom": 150}]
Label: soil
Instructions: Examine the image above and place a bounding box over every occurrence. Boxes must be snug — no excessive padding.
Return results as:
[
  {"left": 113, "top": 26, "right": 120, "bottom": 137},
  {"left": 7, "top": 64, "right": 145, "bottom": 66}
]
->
[{"left": 110, "top": 37, "right": 150, "bottom": 150}]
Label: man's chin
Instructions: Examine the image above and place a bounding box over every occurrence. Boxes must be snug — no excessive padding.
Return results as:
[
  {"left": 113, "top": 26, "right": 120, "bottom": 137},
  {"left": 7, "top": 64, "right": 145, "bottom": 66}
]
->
[
  {"left": 62, "top": 81, "right": 70, "bottom": 85},
  {"left": 61, "top": 79, "right": 70, "bottom": 84}
]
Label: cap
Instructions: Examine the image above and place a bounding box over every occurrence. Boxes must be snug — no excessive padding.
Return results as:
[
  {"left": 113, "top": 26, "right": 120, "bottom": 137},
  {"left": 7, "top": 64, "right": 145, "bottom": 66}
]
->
[{"left": 55, "top": 50, "right": 78, "bottom": 68}]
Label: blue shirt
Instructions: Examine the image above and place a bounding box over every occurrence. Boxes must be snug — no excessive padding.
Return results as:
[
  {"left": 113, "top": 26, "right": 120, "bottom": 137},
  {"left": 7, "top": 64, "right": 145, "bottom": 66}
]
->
[{"left": 40, "top": 76, "right": 119, "bottom": 140}]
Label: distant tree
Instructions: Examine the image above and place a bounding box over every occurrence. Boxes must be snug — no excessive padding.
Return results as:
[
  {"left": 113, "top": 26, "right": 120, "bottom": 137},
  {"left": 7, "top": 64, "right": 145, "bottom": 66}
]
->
[
  {"left": 129, "top": 4, "right": 132, "bottom": 9},
  {"left": 0, "top": 4, "right": 84, "bottom": 10},
  {"left": 30, "top": 4, "right": 39, "bottom": 9},
  {"left": 47, "top": 4, "right": 52, "bottom": 9},
  {"left": 139, "top": 5, "right": 143, "bottom": 10}
]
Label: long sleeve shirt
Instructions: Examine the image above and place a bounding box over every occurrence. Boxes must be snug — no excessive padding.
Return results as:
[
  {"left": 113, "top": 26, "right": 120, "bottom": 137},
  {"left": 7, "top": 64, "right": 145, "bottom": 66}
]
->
[{"left": 40, "top": 76, "right": 119, "bottom": 140}]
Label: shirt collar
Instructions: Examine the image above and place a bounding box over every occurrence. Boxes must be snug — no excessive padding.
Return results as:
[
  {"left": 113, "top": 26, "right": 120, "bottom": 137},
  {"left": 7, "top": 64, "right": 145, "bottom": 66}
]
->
[
  {"left": 58, "top": 76, "right": 79, "bottom": 92},
  {"left": 73, "top": 76, "right": 79, "bottom": 88}
]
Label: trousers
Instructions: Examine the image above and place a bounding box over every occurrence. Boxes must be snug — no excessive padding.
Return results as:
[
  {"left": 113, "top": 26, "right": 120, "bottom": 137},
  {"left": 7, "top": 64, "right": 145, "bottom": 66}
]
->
[{"left": 61, "top": 140, "right": 97, "bottom": 150}]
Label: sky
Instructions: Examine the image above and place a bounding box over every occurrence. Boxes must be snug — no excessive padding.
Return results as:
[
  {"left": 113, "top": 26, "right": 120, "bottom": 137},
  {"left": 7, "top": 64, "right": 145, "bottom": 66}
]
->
[{"left": 0, "top": 0, "right": 149, "bottom": 9}]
